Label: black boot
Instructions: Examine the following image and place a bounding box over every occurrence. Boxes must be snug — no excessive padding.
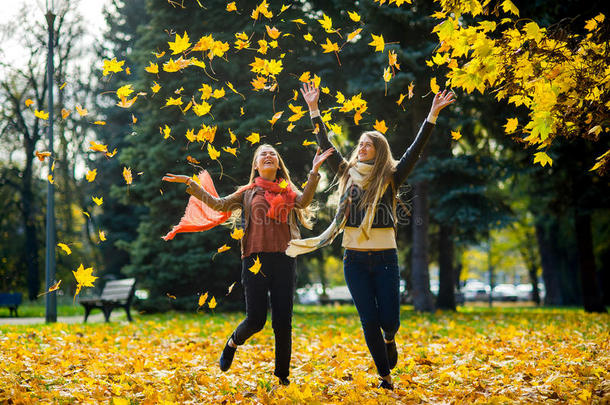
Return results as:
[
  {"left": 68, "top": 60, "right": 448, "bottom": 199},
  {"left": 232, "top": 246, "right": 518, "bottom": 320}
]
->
[
  {"left": 219, "top": 336, "right": 237, "bottom": 372},
  {"left": 386, "top": 340, "right": 398, "bottom": 370},
  {"left": 378, "top": 379, "right": 393, "bottom": 390},
  {"left": 278, "top": 377, "right": 290, "bottom": 386}
]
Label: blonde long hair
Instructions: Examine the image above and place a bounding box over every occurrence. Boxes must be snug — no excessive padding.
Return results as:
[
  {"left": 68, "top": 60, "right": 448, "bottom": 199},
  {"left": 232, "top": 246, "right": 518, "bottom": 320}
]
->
[
  {"left": 244, "top": 144, "right": 316, "bottom": 229},
  {"left": 338, "top": 131, "right": 397, "bottom": 210}
]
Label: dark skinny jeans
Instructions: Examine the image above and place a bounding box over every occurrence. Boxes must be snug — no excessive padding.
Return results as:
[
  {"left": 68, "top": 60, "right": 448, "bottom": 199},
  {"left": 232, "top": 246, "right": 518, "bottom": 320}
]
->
[
  {"left": 343, "top": 249, "right": 400, "bottom": 377},
  {"left": 232, "top": 252, "right": 296, "bottom": 379}
]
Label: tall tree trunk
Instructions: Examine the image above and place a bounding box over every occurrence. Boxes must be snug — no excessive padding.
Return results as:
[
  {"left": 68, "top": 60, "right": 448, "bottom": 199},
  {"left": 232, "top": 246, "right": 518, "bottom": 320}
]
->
[
  {"left": 437, "top": 223, "right": 456, "bottom": 310},
  {"left": 411, "top": 180, "right": 434, "bottom": 312},
  {"left": 535, "top": 220, "right": 563, "bottom": 305},
  {"left": 528, "top": 264, "right": 541, "bottom": 306},
  {"left": 600, "top": 247, "right": 610, "bottom": 306},
  {"left": 574, "top": 211, "right": 606, "bottom": 313},
  {"left": 22, "top": 152, "right": 40, "bottom": 300}
]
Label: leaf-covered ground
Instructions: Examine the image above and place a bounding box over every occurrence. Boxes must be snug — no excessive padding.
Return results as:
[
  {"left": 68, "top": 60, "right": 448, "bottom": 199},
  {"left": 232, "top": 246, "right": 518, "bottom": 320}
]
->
[{"left": 1, "top": 306, "right": 608, "bottom": 404}]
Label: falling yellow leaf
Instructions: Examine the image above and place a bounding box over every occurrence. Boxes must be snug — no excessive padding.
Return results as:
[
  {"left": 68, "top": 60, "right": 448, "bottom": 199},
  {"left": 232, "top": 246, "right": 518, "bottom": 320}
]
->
[
  {"left": 123, "top": 167, "right": 133, "bottom": 185},
  {"left": 287, "top": 123, "right": 295, "bottom": 132},
  {"left": 116, "top": 84, "right": 134, "bottom": 99},
  {"left": 89, "top": 141, "right": 108, "bottom": 153},
  {"left": 222, "top": 146, "right": 238, "bottom": 157},
  {"left": 92, "top": 196, "right": 103, "bottom": 206},
  {"left": 368, "top": 33, "right": 385, "bottom": 52},
  {"left": 208, "top": 296, "right": 217, "bottom": 309},
  {"left": 168, "top": 31, "right": 191, "bottom": 55},
  {"left": 145, "top": 62, "right": 159, "bottom": 74},
  {"left": 57, "top": 243, "right": 72, "bottom": 255},
  {"left": 93, "top": 121, "right": 106, "bottom": 126},
  {"left": 533, "top": 151, "right": 553, "bottom": 167},
  {"left": 321, "top": 38, "right": 339, "bottom": 53},
  {"left": 35, "top": 151, "right": 51, "bottom": 161},
  {"left": 76, "top": 105, "right": 88, "bottom": 117},
  {"left": 226, "top": 2, "right": 237, "bottom": 11},
  {"left": 99, "top": 230, "right": 106, "bottom": 241},
  {"left": 34, "top": 110, "right": 49, "bottom": 120},
  {"left": 249, "top": 256, "right": 261, "bottom": 274},
  {"left": 61, "top": 109, "right": 71, "bottom": 119},
  {"left": 85, "top": 169, "right": 97, "bottom": 182},
  {"left": 48, "top": 280, "right": 61, "bottom": 292},
  {"left": 25, "top": 99, "right": 34, "bottom": 107},
  {"left": 47, "top": 174, "right": 54, "bottom": 184},
  {"left": 217, "top": 244, "right": 231, "bottom": 253},
  {"left": 451, "top": 130, "right": 462, "bottom": 140},
  {"left": 102, "top": 58, "right": 124, "bottom": 76},
  {"left": 397, "top": 93, "right": 407, "bottom": 106},
  {"left": 106, "top": 148, "right": 118, "bottom": 158},
  {"left": 278, "top": 179, "right": 288, "bottom": 189},
  {"left": 505, "top": 118, "right": 518, "bottom": 133},
  {"left": 374, "top": 119, "right": 388, "bottom": 134},
  {"left": 231, "top": 228, "right": 244, "bottom": 240},
  {"left": 198, "top": 292, "right": 208, "bottom": 307},
  {"left": 269, "top": 111, "right": 284, "bottom": 126},
  {"left": 245, "top": 132, "right": 260, "bottom": 145},
  {"left": 408, "top": 82, "right": 415, "bottom": 98},
  {"left": 430, "top": 77, "right": 440, "bottom": 94},
  {"left": 302, "top": 140, "right": 317, "bottom": 146},
  {"left": 347, "top": 28, "right": 362, "bottom": 42},
  {"left": 383, "top": 67, "right": 392, "bottom": 82},
  {"left": 266, "top": 25, "right": 281, "bottom": 39},
  {"left": 303, "top": 33, "right": 313, "bottom": 42},
  {"left": 72, "top": 264, "right": 98, "bottom": 299},
  {"left": 207, "top": 144, "right": 220, "bottom": 160}
]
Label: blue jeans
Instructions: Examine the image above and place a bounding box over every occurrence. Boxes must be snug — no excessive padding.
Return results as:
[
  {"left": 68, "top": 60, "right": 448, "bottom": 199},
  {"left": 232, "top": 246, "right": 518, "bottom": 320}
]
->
[{"left": 343, "top": 249, "right": 400, "bottom": 377}]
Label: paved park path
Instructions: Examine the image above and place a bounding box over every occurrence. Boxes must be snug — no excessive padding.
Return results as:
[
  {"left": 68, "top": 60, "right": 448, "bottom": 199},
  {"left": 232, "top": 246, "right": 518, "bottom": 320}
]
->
[{"left": 0, "top": 311, "right": 126, "bottom": 326}]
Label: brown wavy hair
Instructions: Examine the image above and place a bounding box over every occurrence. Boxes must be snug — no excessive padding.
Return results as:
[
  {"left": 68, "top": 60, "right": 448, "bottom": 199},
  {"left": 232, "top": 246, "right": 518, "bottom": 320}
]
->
[{"left": 337, "top": 131, "right": 397, "bottom": 210}]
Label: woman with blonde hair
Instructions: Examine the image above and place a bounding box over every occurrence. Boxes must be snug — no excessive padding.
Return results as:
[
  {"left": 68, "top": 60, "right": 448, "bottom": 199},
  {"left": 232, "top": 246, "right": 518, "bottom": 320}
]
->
[
  {"left": 163, "top": 143, "right": 333, "bottom": 385},
  {"left": 287, "top": 82, "right": 455, "bottom": 389}
]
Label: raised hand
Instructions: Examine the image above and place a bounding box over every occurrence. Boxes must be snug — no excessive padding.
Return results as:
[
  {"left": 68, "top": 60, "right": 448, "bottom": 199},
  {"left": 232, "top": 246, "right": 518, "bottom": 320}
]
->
[
  {"left": 311, "top": 147, "right": 335, "bottom": 173},
  {"left": 430, "top": 89, "right": 456, "bottom": 116},
  {"left": 300, "top": 82, "right": 320, "bottom": 111}
]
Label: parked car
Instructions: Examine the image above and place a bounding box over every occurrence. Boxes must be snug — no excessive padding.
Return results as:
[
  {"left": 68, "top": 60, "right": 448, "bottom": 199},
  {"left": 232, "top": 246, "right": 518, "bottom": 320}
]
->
[
  {"left": 491, "top": 284, "right": 519, "bottom": 301},
  {"left": 463, "top": 281, "right": 491, "bottom": 301},
  {"left": 516, "top": 283, "right": 546, "bottom": 302},
  {"left": 296, "top": 286, "right": 320, "bottom": 305},
  {"left": 319, "top": 285, "right": 353, "bottom": 305}
]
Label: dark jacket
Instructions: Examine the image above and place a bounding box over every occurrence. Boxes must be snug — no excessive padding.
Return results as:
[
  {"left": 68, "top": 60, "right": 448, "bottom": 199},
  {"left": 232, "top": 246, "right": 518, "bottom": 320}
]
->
[
  {"left": 188, "top": 173, "right": 320, "bottom": 256},
  {"left": 312, "top": 115, "right": 434, "bottom": 228}
]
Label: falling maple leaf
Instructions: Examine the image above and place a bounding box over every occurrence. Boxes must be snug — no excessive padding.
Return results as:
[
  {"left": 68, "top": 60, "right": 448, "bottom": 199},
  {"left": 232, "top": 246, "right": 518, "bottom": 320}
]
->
[
  {"left": 266, "top": 25, "right": 281, "bottom": 39},
  {"left": 208, "top": 297, "right": 217, "bottom": 309},
  {"left": 57, "top": 243, "right": 72, "bottom": 255},
  {"left": 145, "top": 62, "right": 159, "bottom": 74},
  {"left": 374, "top": 120, "right": 388, "bottom": 134},
  {"left": 408, "top": 81, "right": 415, "bottom": 98},
  {"left": 116, "top": 84, "right": 134, "bottom": 99},
  {"left": 451, "top": 130, "right": 462, "bottom": 140},
  {"left": 222, "top": 146, "right": 237, "bottom": 157},
  {"left": 35, "top": 151, "right": 51, "bottom": 161},
  {"left": 92, "top": 196, "right": 103, "bottom": 206},
  {"left": 123, "top": 167, "right": 133, "bottom": 185},
  {"left": 47, "top": 174, "right": 54, "bottom": 184},
  {"left": 303, "top": 33, "right": 313, "bottom": 42},
  {"left": 347, "top": 28, "right": 362, "bottom": 42},
  {"left": 217, "top": 244, "right": 231, "bottom": 253},
  {"left": 430, "top": 77, "right": 440, "bottom": 94},
  {"left": 34, "top": 110, "right": 49, "bottom": 120},
  {"left": 397, "top": 93, "right": 407, "bottom": 107},
  {"left": 269, "top": 111, "right": 284, "bottom": 126},
  {"left": 168, "top": 31, "right": 191, "bottom": 55},
  {"left": 106, "top": 148, "right": 118, "bottom": 158},
  {"left": 249, "top": 256, "right": 261, "bottom": 274},
  {"left": 504, "top": 118, "right": 518, "bottom": 133},
  {"left": 61, "top": 109, "right": 71, "bottom": 119},
  {"left": 99, "top": 230, "right": 107, "bottom": 242},
  {"left": 207, "top": 144, "right": 220, "bottom": 160},
  {"left": 348, "top": 11, "right": 361, "bottom": 22},
  {"left": 368, "top": 34, "right": 385, "bottom": 52},
  {"left": 85, "top": 169, "right": 97, "bottom": 182},
  {"left": 72, "top": 264, "right": 98, "bottom": 300},
  {"left": 102, "top": 58, "right": 125, "bottom": 76},
  {"left": 226, "top": 282, "right": 237, "bottom": 296},
  {"left": 245, "top": 132, "right": 260, "bottom": 145},
  {"left": 37, "top": 280, "right": 62, "bottom": 297},
  {"left": 167, "top": 293, "right": 177, "bottom": 300},
  {"left": 117, "top": 96, "right": 138, "bottom": 108},
  {"left": 321, "top": 38, "right": 339, "bottom": 53},
  {"left": 231, "top": 228, "right": 245, "bottom": 240},
  {"left": 198, "top": 292, "right": 208, "bottom": 307},
  {"left": 75, "top": 105, "right": 88, "bottom": 117},
  {"left": 302, "top": 140, "right": 317, "bottom": 146},
  {"left": 318, "top": 13, "right": 334, "bottom": 33},
  {"left": 533, "top": 151, "right": 553, "bottom": 167},
  {"left": 383, "top": 66, "right": 392, "bottom": 82},
  {"left": 89, "top": 141, "right": 108, "bottom": 153},
  {"left": 226, "top": 2, "right": 237, "bottom": 11},
  {"left": 228, "top": 128, "right": 237, "bottom": 144}
]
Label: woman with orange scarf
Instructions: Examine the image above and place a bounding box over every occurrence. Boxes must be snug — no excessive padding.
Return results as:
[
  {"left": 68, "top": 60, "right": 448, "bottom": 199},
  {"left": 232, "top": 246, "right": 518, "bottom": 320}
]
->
[{"left": 162, "top": 144, "right": 333, "bottom": 386}]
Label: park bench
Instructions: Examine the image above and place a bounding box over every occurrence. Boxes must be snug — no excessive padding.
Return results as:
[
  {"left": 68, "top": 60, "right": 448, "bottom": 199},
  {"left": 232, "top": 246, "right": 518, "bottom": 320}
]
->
[
  {"left": 0, "top": 293, "right": 22, "bottom": 317},
  {"left": 79, "top": 278, "right": 136, "bottom": 323}
]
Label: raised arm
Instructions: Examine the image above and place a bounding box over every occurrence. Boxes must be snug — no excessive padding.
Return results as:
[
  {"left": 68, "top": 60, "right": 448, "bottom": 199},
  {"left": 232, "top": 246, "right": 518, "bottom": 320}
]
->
[
  {"left": 294, "top": 147, "right": 334, "bottom": 208},
  {"left": 162, "top": 173, "right": 243, "bottom": 211},
  {"left": 393, "top": 90, "right": 456, "bottom": 186},
  {"left": 301, "top": 82, "right": 346, "bottom": 175}
]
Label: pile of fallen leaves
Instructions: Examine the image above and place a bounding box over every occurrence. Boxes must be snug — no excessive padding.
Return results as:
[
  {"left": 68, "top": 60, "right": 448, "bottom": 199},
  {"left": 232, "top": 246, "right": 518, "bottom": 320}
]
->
[{"left": 1, "top": 307, "right": 608, "bottom": 404}]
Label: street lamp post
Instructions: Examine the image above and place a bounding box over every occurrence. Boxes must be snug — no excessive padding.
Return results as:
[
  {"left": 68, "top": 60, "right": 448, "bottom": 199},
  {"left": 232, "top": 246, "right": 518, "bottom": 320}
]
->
[{"left": 45, "top": 2, "right": 57, "bottom": 323}]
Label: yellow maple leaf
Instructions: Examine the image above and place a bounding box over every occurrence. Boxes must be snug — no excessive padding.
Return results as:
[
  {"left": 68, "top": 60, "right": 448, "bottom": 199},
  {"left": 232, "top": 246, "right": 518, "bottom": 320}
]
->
[
  {"left": 302, "top": 140, "right": 317, "bottom": 146},
  {"left": 102, "top": 58, "right": 124, "bottom": 76},
  {"left": 34, "top": 109, "right": 49, "bottom": 120},
  {"left": 303, "top": 33, "right": 313, "bottom": 42},
  {"left": 408, "top": 82, "right": 415, "bottom": 98},
  {"left": 217, "top": 244, "right": 231, "bottom": 253},
  {"left": 321, "top": 38, "right": 339, "bottom": 53},
  {"left": 374, "top": 120, "right": 388, "bottom": 134},
  {"left": 57, "top": 243, "right": 72, "bottom": 255},
  {"left": 287, "top": 123, "right": 295, "bottom": 132},
  {"left": 193, "top": 101, "right": 211, "bottom": 116},
  {"left": 383, "top": 67, "right": 392, "bottom": 82},
  {"left": 168, "top": 31, "right": 191, "bottom": 55},
  {"left": 165, "top": 96, "right": 183, "bottom": 107},
  {"left": 501, "top": 0, "right": 520, "bottom": 16},
  {"left": 61, "top": 109, "right": 71, "bottom": 119},
  {"left": 76, "top": 105, "right": 88, "bottom": 117},
  {"left": 198, "top": 292, "right": 208, "bottom": 307},
  {"left": 99, "top": 230, "right": 106, "bottom": 241},
  {"left": 397, "top": 93, "right": 407, "bottom": 106},
  {"left": 226, "top": 282, "right": 237, "bottom": 295},
  {"left": 93, "top": 120, "right": 106, "bottom": 126},
  {"left": 505, "top": 118, "right": 518, "bottom": 133},
  {"left": 347, "top": 28, "right": 362, "bottom": 42},
  {"left": 292, "top": 18, "right": 306, "bottom": 25},
  {"left": 35, "top": 151, "right": 51, "bottom": 161},
  {"left": 266, "top": 25, "right": 281, "bottom": 39},
  {"left": 348, "top": 11, "right": 361, "bottom": 22},
  {"left": 123, "top": 167, "right": 133, "bottom": 185},
  {"left": 92, "top": 196, "right": 103, "bottom": 206},
  {"left": 72, "top": 263, "right": 98, "bottom": 299},
  {"left": 207, "top": 144, "right": 220, "bottom": 160},
  {"left": 269, "top": 111, "right": 284, "bottom": 126},
  {"left": 249, "top": 256, "right": 261, "bottom": 274},
  {"left": 228, "top": 128, "right": 237, "bottom": 144},
  {"left": 117, "top": 96, "right": 138, "bottom": 108},
  {"left": 212, "top": 88, "right": 225, "bottom": 99},
  {"left": 145, "top": 62, "right": 159, "bottom": 74},
  {"left": 89, "top": 141, "right": 108, "bottom": 153},
  {"left": 106, "top": 148, "right": 118, "bottom": 158},
  {"left": 430, "top": 77, "right": 440, "bottom": 94},
  {"left": 226, "top": 2, "right": 237, "bottom": 12},
  {"left": 246, "top": 132, "right": 260, "bottom": 145},
  {"left": 25, "top": 99, "right": 34, "bottom": 107},
  {"left": 231, "top": 228, "right": 245, "bottom": 240},
  {"left": 368, "top": 33, "right": 385, "bottom": 52},
  {"left": 85, "top": 169, "right": 97, "bottom": 182},
  {"left": 533, "top": 151, "right": 553, "bottom": 167},
  {"left": 208, "top": 296, "right": 217, "bottom": 309},
  {"left": 318, "top": 13, "right": 334, "bottom": 33},
  {"left": 451, "top": 130, "right": 462, "bottom": 140}
]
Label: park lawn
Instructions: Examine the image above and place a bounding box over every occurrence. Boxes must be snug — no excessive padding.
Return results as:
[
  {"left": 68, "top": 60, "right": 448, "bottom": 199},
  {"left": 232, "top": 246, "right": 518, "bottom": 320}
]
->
[{"left": 0, "top": 306, "right": 608, "bottom": 404}]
